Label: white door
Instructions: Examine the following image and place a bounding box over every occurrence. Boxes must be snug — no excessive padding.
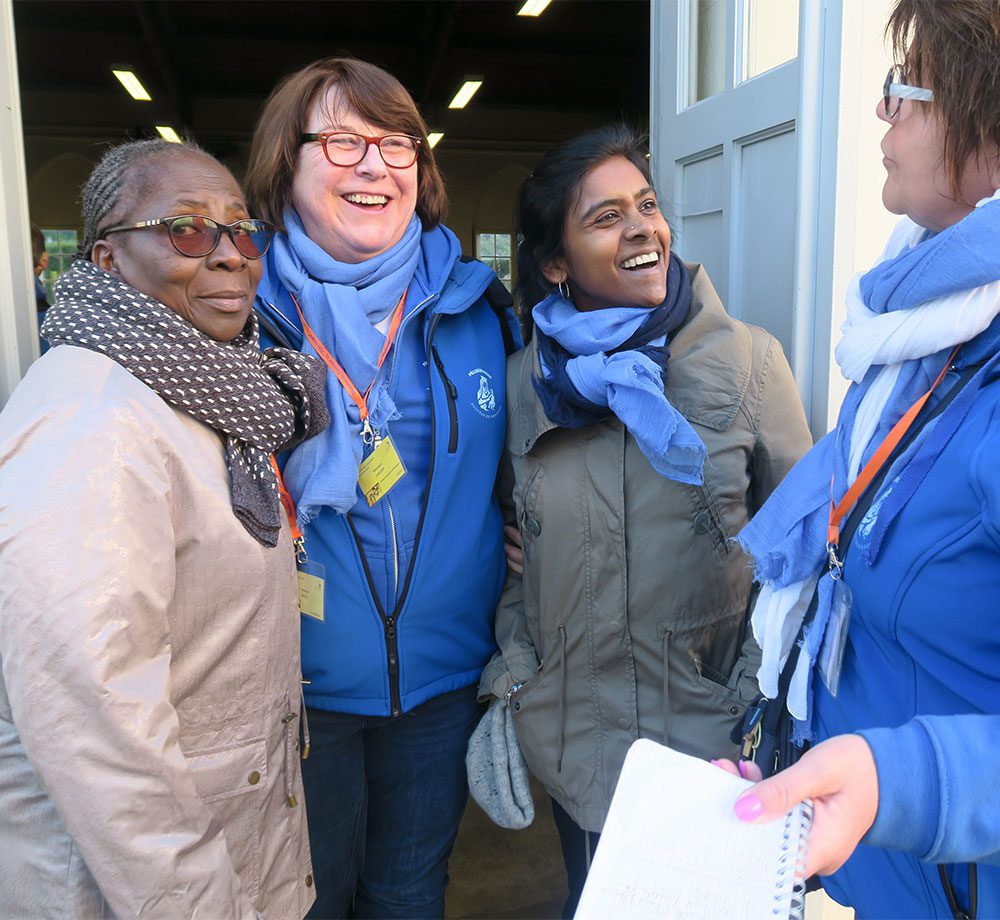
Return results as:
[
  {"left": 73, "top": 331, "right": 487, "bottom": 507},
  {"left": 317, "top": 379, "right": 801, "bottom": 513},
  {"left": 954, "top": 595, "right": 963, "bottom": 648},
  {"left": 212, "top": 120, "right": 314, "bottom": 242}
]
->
[{"left": 651, "top": 0, "right": 802, "bottom": 364}]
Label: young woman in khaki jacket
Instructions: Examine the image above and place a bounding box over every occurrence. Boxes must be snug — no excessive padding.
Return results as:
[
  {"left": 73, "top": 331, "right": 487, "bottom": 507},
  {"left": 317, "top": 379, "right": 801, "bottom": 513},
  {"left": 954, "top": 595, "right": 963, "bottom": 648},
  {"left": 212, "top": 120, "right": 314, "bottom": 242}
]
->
[{"left": 479, "top": 125, "right": 812, "bottom": 916}]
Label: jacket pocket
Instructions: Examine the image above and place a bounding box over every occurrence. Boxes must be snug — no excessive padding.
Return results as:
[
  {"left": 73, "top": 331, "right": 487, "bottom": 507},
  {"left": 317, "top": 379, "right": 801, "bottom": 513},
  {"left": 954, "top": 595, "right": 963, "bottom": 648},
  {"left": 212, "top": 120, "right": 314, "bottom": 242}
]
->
[
  {"left": 511, "top": 463, "right": 545, "bottom": 649},
  {"left": 185, "top": 738, "right": 267, "bottom": 901},
  {"left": 185, "top": 737, "right": 268, "bottom": 804},
  {"left": 509, "top": 626, "right": 595, "bottom": 809},
  {"left": 658, "top": 627, "right": 746, "bottom": 763},
  {"left": 432, "top": 346, "right": 459, "bottom": 454}
]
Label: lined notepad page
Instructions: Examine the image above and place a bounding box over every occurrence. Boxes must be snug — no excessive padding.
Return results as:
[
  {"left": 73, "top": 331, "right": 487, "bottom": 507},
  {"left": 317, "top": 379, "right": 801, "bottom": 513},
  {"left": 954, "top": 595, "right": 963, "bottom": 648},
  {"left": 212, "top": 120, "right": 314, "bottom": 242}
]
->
[{"left": 575, "top": 739, "right": 809, "bottom": 920}]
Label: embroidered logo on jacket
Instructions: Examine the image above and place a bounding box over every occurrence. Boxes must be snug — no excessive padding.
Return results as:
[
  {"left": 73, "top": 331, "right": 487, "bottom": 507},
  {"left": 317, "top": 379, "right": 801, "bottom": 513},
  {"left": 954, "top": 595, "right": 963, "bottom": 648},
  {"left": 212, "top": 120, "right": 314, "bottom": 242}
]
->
[
  {"left": 857, "top": 480, "right": 895, "bottom": 546},
  {"left": 469, "top": 367, "right": 500, "bottom": 418}
]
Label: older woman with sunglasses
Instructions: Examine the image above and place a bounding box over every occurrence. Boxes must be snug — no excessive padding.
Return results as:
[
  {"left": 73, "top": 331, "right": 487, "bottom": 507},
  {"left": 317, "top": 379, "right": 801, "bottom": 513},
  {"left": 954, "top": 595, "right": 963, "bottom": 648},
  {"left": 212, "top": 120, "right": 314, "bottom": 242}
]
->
[
  {"left": 0, "top": 139, "right": 329, "bottom": 918},
  {"left": 244, "top": 59, "right": 516, "bottom": 919},
  {"left": 720, "top": 1, "right": 1000, "bottom": 917}
]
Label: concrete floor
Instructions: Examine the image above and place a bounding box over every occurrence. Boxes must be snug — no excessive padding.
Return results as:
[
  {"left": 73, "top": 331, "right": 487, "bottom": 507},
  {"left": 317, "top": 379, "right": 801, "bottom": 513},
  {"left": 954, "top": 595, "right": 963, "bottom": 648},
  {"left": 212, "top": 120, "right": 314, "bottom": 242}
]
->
[
  {"left": 445, "top": 776, "right": 567, "bottom": 920},
  {"left": 443, "top": 777, "right": 855, "bottom": 920}
]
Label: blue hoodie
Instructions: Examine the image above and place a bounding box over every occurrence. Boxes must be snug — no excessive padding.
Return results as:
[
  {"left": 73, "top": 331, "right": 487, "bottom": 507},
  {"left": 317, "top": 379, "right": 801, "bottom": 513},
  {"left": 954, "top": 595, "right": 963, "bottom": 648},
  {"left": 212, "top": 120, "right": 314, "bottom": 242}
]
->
[
  {"left": 256, "top": 225, "right": 516, "bottom": 716},
  {"left": 812, "top": 365, "right": 1000, "bottom": 918}
]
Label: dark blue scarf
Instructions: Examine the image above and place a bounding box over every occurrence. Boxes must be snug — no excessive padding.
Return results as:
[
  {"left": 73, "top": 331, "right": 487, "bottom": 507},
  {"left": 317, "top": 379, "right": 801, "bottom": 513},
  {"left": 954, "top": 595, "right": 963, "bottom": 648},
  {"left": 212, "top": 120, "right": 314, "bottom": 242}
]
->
[
  {"left": 533, "top": 252, "right": 692, "bottom": 426},
  {"left": 530, "top": 254, "right": 706, "bottom": 484}
]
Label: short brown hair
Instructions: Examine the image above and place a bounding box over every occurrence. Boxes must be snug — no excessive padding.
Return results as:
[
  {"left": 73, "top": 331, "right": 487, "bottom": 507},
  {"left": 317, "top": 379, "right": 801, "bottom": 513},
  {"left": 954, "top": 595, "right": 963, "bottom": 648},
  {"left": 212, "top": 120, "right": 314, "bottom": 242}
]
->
[
  {"left": 887, "top": 0, "right": 1000, "bottom": 197},
  {"left": 244, "top": 57, "right": 447, "bottom": 231}
]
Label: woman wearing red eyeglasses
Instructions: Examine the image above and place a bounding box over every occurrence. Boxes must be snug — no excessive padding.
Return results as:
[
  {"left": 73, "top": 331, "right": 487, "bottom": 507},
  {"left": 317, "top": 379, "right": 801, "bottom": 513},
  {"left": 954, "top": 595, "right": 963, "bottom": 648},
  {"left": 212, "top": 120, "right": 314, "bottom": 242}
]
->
[
  {"left": 0, "top": 140, "right": 329, "bottom": 917},
  {"left": 245, "top": 59, "right": 518, "bottom": 919}
]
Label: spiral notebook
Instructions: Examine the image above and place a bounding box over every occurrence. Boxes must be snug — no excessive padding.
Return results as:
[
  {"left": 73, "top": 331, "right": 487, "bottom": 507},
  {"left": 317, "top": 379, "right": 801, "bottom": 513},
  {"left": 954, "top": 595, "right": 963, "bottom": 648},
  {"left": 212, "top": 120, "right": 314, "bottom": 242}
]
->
[{"left": 575, "top": 739, "right": 813, "bottom": 920}]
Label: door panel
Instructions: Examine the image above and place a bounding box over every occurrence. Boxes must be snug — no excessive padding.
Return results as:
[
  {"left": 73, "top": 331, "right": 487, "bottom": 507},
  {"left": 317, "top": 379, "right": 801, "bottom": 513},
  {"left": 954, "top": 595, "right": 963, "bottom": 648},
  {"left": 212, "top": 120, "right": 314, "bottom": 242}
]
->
[
  {"left": 652, "top": 0, "right": 801, "bottom": 355},
  {"left": 734, "top": 125, "right": 797, "bottom": 348}
]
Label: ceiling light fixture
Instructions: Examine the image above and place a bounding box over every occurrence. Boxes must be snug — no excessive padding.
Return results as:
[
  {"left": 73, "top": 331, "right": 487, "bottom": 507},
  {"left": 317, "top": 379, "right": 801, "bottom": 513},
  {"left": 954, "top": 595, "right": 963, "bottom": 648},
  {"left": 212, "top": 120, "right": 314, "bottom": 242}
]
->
[
  {"left": 112, "top": 69, "right": 152, "bottom": 102},
  {"left": 155, "top": 125, "right": 182, "bottom": 143},
  {"left": 448, "top": 79, "right": 483, "bottom": 109},
  {"left": 427, "top": 132, "right": 444, "bottom": 148},
  {"left": 517, "top": 0, "right": 553, "bottom": 16}
]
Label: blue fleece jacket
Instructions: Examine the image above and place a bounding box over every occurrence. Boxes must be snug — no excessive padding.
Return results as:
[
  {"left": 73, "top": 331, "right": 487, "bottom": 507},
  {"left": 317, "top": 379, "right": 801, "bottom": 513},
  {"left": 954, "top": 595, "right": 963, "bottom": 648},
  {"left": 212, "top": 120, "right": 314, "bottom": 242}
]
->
[
  {"left": 256, "top": 224, "right": 517, "bottom": 716},
  {"left": 812, "top": 365, "right": 1000, "bottom": 919}
]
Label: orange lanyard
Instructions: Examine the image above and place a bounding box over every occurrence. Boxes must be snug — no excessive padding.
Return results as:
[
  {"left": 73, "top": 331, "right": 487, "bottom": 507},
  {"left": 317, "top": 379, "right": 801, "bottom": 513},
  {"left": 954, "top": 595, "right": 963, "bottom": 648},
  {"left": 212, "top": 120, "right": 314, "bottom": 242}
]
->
[
  {"left": 270, "top": 455, "right": 305, "bottom": 556},
  {"left": 290, "top": 290, "right": 407, "bottom": 442},
  {"left": 826, "top": 346, "right": 960, "bottom": 561}
]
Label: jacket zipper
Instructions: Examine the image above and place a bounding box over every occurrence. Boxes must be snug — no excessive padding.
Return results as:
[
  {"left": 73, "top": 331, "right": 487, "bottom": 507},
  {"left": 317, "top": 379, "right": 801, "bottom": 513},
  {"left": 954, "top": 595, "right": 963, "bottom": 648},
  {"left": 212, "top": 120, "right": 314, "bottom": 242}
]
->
[
  {"left": 344, "top": 305, "right": 443, "bottom": 718},
  {"left": 431, "top": 345, "right": 459, "bottom": 454},
  {"left": 371, "top": 295, "right": 432, "bottom": 616},
  {"left": 371, "top": 426, "right": 401, "bottom": 601},
  {"left": 387, "top": 498, "right": 400, "bottom": 597}
]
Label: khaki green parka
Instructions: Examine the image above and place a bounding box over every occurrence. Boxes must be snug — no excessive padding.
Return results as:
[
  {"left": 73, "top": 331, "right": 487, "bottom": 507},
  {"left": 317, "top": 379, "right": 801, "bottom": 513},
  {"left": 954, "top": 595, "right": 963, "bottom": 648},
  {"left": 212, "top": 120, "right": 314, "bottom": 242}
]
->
[{"left": 479, "top": 265, "right": 812, "bottom": 833}]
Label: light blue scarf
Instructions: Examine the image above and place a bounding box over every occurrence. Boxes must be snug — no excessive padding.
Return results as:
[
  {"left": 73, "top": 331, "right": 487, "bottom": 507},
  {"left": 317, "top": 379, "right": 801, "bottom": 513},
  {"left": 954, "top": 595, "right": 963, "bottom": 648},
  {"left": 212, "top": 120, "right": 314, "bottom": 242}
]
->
[
  {"left": 270, "top": 209, "right": 422, "bottom": 519},
  {"left": 739, "top": 196, "right": 1000, "bottom": 739},
  {"left": 532, "top": 293, "right": 707, "bottom": 483}
]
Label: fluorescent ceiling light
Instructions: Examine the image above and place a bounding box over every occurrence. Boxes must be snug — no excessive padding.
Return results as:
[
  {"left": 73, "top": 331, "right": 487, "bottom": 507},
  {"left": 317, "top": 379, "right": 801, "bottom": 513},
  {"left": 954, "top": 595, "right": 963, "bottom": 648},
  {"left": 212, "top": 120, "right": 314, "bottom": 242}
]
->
[
  {"left": 448, "top": 80, "right": 483, "bottom": 109},
  {"left": 427, "top": 132, "right": 444, "bottom": 148},
  {"left": 155, "top": 125, "right": 182, "bottom": 143},
  {"left": 112, "top": 69, "right": 152, "bottom": 101},
  {"left": 517, "top": 0, "right": 553, "bottom": 16}
]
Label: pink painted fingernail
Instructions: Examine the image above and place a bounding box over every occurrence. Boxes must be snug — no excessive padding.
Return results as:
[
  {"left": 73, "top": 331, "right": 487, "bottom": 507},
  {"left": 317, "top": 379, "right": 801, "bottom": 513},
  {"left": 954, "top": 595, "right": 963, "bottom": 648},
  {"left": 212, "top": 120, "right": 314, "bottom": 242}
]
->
[
  {"left": 734, "top": 794, "right": 764, "bottom": 822},
  {"left": 710, "top": 759, "right": 721, "bottom": 767},
  {"left": 737, "top": 760, "right": 751, "bottom": 779}
]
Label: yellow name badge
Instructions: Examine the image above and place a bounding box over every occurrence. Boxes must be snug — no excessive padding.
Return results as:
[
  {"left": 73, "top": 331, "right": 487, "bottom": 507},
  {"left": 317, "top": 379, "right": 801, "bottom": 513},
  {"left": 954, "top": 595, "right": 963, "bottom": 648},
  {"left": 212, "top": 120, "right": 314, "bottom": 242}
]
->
[
  {"left": 297, "top": 559, "right": 326, "bottom": 621},
  {"left": 358, "top": 435, "right": 407, "bottom": 507}
]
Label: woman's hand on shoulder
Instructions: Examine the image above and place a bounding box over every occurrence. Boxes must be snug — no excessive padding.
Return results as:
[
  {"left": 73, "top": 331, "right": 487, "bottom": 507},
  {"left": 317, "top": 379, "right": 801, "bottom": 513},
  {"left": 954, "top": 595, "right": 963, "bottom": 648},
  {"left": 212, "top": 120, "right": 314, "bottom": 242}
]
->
[
  {"left": 722, "top": 734, "right": 879, "bottom": 877},
  {"left": 504, "top": 524, "right": 524, "bottom": 575}
]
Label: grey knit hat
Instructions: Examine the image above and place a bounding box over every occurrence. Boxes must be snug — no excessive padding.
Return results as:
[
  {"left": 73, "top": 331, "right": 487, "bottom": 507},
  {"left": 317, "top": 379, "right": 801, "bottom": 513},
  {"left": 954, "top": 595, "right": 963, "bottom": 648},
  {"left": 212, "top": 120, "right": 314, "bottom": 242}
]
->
[{"left": 465, "top": 697, "right": 535, "bottom": 830}]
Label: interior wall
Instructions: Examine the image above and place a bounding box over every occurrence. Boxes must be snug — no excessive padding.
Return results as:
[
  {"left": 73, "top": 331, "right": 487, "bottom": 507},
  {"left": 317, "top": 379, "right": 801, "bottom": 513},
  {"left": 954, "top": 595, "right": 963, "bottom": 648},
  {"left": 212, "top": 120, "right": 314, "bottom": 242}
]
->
[
  {"left": 24, "top": 140, "right": 553, "bottom": 272},
  {"left": 435, "top": 151, "right": 534, "bottom": 255}
]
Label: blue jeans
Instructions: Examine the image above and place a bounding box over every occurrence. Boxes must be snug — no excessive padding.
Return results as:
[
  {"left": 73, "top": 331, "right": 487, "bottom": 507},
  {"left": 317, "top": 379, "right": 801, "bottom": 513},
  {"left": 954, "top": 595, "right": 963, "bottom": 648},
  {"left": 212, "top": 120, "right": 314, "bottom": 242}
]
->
[{"left": 301, "top": 685, "right": 483, "bottom": 919}]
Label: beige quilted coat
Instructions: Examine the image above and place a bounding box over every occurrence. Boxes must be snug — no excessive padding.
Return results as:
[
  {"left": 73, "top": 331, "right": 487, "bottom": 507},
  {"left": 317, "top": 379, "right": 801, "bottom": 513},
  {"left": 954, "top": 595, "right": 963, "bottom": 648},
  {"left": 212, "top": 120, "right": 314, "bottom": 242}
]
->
[{"left": 0, "top": 346, "right": 314, "bottom": 918}]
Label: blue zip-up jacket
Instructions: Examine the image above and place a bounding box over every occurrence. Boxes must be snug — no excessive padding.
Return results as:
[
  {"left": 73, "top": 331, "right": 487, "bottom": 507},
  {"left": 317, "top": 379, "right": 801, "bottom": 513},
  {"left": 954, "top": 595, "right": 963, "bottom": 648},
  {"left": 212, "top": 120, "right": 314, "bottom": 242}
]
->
[
  {"left": 812, "top": 364, "right": 1000, "bottom": 919},
  {"left": 256, "top": 225, "right": 516, "bottom": 717}
]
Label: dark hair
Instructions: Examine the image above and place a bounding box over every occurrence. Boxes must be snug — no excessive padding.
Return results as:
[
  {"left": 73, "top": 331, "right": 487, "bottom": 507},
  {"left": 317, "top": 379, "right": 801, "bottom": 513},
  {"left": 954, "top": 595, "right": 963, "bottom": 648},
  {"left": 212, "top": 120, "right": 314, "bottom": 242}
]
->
[
  {"left": 30, "top": 225, "right": 45, "bottom": 267},
  {"left": 244, "top": 57, "right": 447, "bottom": 231},
  {"left": 514, "top": 124, "right": 653, "bottom": 320},
  {"left": 887, "top": 0, "right": 1000, "bottom": 198},
  {"left": 79, "top": 138, "right": 210, "bottom": 258}
]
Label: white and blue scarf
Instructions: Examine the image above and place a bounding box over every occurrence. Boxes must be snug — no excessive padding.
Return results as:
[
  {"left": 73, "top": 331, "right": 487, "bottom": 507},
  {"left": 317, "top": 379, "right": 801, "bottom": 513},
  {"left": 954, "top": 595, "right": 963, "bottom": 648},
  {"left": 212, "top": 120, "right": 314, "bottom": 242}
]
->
[
  {"left": 270, "top": 209, "right": 422, "bottom": 519},
  {"left": 739, "top": 190, "right": 1000, "bottom": 738},
  {"left": 531, "top": 254, "right": 707, "bottom": 484}
]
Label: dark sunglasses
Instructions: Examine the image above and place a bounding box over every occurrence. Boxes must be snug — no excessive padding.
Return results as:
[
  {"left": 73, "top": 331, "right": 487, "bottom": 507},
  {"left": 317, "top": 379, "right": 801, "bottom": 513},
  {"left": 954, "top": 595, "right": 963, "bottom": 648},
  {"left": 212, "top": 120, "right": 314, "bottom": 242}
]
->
[{"left": 102, "top": 215, "right": 274, "bottom": 260}]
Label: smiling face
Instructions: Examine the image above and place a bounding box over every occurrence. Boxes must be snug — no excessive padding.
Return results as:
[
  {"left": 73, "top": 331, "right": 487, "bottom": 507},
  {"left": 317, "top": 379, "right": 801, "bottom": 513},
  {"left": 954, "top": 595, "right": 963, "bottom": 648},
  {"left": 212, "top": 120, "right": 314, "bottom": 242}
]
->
[
  {"left": 877, "top": 94, "right": 1000, "bottom": 231},
  {"left": 91, "top": 150, "right": 261, "bottom": 341},
  {"left": 543, "top": 156, "right": 671, "bottom": 312},
  {"left": 291, "top": 84, "right": 419, "bottom": 263}
]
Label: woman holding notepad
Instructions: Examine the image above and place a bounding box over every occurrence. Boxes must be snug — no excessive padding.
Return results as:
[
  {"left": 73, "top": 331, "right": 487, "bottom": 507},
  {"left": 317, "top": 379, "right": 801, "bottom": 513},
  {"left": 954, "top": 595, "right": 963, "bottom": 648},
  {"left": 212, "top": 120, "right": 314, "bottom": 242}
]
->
[{"left": 729, "top": 1, "right": 1000, "bottom": 916}]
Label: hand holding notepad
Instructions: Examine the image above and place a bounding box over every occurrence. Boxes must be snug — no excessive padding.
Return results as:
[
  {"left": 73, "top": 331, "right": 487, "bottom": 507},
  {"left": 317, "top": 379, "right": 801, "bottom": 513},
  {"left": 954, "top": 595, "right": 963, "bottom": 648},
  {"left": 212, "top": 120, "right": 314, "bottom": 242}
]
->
[{"left": 575, "top": 739, "right": 813, "bottom": 920}]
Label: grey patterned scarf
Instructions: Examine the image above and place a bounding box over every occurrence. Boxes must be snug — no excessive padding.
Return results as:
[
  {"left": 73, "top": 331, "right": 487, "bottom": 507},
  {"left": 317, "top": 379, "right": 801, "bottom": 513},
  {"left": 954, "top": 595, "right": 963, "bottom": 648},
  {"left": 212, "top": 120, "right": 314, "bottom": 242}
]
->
[{"left": 42, "top": 259, "right": 330, "bottom": 547}]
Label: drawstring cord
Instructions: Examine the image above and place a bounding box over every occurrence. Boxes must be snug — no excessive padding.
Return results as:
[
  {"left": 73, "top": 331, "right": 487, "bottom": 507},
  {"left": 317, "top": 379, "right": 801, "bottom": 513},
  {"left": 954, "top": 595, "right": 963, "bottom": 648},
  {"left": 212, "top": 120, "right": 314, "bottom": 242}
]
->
[
  {"left": 300, "top": 681, "right": 311, "bottom": 760},
  {"left": 281, "top": 692, "right": 299, "bottom": 807},
  {"left": 661, "top": 630, "right": 671, "bottom": 748},
  {"left": 557, "top": 624, "right": 567, "bottom": 773}
]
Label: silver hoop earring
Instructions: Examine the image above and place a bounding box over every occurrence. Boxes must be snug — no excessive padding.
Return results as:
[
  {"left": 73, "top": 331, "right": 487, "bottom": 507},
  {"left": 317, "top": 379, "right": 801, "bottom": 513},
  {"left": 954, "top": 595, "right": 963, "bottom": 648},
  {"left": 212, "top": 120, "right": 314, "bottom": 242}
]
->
[{"left": 558, "top": 280, "right": 571, "bottom": 300}]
